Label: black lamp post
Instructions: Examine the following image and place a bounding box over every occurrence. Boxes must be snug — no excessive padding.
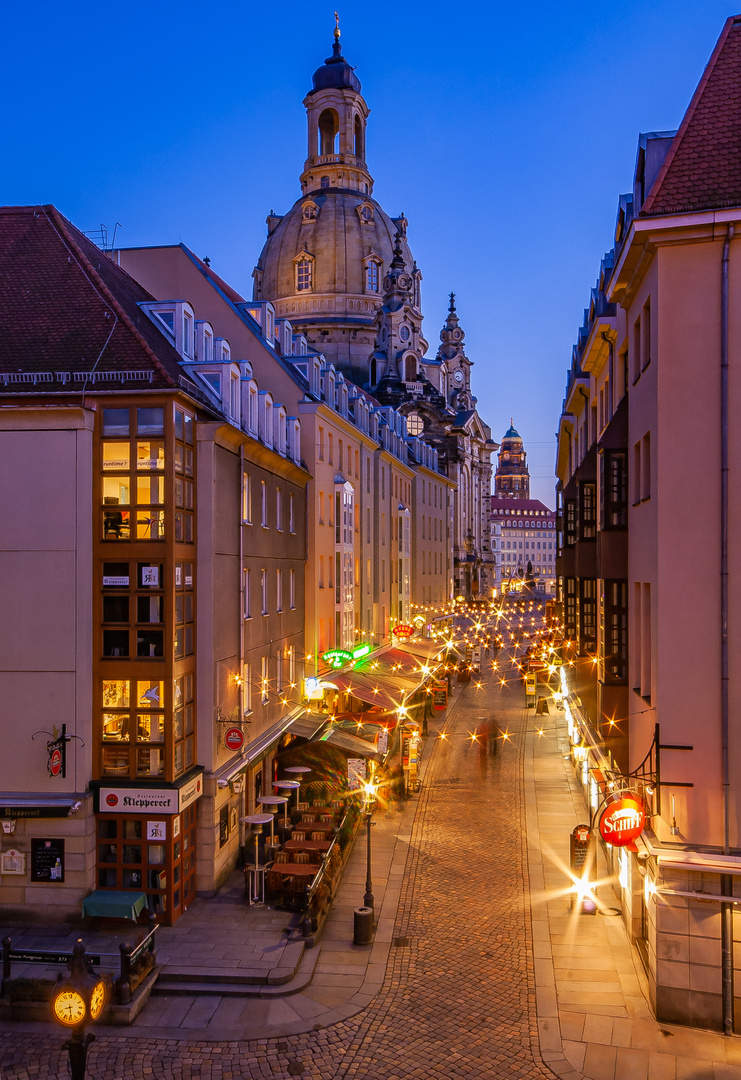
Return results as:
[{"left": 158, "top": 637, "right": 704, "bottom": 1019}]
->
[
  {"left": 362, "top": 779, "right": 377, "bottom": 913},
  {"left": 50, "top": 939, "right": 108, "bottom": 1080}
]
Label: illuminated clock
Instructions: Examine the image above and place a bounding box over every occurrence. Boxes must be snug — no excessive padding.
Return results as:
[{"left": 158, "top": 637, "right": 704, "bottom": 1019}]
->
[
  {"left": 90, "top": 979, "right": 107, "bottom": 1021},
  {"left": 453, "top": 369, "right": 464, "bottom": 385},
  {"left": 52, "top": 988, "right": 86, "bottom": 1027}
]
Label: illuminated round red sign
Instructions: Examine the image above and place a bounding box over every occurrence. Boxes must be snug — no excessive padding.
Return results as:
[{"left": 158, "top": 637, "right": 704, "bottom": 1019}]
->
[
  {"left": 392, "top": 624, "right": 415, "bottom": 639},
  {"left": 105, "top": 793, "right": 118, "bottom": 807},
  {"left": 49, "top": 748, "right": 63, "bottom": 777},
  {"left": 224, "top": 727, "right": 244, "bottom": 752},
  {"left": 599, "top": 795, "right": 646, "bottom": 847}
]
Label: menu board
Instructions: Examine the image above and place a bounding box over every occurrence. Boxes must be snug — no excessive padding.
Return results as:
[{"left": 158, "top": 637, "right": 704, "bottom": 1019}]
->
[
  {"left": 30, "top": 838, "right": 65, "bottom": 883},
  {"left": 432, "top": 684, "right": 448, "bottom": 711}
]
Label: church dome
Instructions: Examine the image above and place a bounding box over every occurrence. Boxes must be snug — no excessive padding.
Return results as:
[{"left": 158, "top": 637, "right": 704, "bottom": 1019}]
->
[
  {"left": 255, "top": 192, "right": 413, "bottom": 313},
  {"left": 311, "top": 40, "right": 361, "bottom": 93},
  {"left": 502, "top": 423, "right": 522, "bottom": 442}
]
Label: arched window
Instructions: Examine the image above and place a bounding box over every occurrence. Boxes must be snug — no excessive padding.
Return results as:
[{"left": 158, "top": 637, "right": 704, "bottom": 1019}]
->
[
  {"left": 318, "top": 109, "right": 339, "bottom": 155},
  {"left": 403, "top": 354, "right": 417, "bottom": 382},
  {"left": 295, "top": 256, "right": 313, "bottom": 292},
  {"left": 365, "top": 260, "right": 380, "bottom": 292},
  {"left": 354, "top": 115, "right": 364, "bottom": 158},
  {"left": 370, "top": 358, "right": 378, "bottom": 386}
]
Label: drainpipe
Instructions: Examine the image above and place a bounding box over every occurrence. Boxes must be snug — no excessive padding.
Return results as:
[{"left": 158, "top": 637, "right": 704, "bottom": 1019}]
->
[
  {"left": 601, "top": 332, "right": 615, "bottom": 422},
  {"left": 721, "top": 223, "right": 734, "bottom": 1036},
  {"left": 238, "top": 443, "right": 246, "bottom": 840}
]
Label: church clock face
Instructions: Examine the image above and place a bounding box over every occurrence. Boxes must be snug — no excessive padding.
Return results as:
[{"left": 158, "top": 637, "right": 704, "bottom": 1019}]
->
[{"left": 453, "top": 369, "right": 464, "bottom": 385}]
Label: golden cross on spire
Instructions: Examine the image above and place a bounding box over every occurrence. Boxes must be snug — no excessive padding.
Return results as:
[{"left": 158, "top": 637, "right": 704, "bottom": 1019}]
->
[{"left": 334, "top": 11, "right": 341, "bottom": 39}]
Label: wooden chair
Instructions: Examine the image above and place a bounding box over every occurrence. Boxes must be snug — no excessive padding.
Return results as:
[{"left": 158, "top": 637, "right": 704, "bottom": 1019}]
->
[
  {"left": 301, "top": 812, "right": 316, "bottom": 823},
  {"left": 311, "top": 831, "right": 326, "bottom": 842},
  {"left": 275, "top": 851, "right": 289, "bottom": 864},
  {"left": 331, "top": 799, "right": 344, "bottom": 812},
  {"left": 320, "top": 813, "right": 334, "bottom": 824},
  {"left": 297, "top": 801, "right": 309, "bottom": 812},
  {"left": 295, "top": 852, "right": 310, "bottom": 864},
  {"left": 291, "top": 830, "right": 303, "bottom": 842}
]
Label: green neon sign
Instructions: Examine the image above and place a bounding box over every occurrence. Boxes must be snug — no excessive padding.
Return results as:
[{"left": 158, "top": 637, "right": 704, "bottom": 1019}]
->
[
  {"left": 322, "top": 649, "right": 353, "bottom": 668},
  {"left": 352, "top": 643, "right": 371, "bottom": 660}
]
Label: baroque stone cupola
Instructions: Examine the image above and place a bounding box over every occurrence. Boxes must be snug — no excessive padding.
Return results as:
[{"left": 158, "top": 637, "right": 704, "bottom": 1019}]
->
[
  {"left": 252, "top": 17, "right": 418, "bottom": 388},
  {"left": 494, "top": 421, "right": 530, "bottom": 498},
  {"left": 300, "top": 13, "right": 373, "bottom": 196},
  {"left": 368, "top": 230, "right": 428, "bottom": 402},
  {"left": 436, "top": 293, "right": 472, "bottom": 407}
]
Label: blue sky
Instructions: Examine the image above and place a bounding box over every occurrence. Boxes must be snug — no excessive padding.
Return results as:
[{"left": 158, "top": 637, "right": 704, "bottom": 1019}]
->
[{"left": 3, "top": 1, "right": 733, "bottom": 503}]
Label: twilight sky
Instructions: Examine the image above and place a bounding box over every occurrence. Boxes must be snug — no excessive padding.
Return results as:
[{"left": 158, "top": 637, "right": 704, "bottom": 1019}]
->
[{"left": 3, "top": 0, "right": 732, "bottom": 504}]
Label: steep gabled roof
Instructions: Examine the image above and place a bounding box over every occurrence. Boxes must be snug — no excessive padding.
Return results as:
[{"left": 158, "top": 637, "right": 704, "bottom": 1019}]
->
[
  {"left": 0, "top": 206, "right": 190, "bottom": 393},
  {"left": 641, "top": 16, "right": 741, "bottom": 216}
]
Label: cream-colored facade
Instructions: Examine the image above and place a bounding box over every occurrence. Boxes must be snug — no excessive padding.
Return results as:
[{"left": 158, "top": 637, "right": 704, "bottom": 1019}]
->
[{"left": 556, "top": 17, "right": 741, "bottom": 1031}]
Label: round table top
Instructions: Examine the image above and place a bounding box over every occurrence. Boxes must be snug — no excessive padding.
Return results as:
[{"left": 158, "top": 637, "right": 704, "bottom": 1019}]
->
[
  {"left": 284, "top": 766, "right": 312, "bottom": 775},
  {"left": 258, "top": 796, "right": 288, "bottom": 806},
  {"left": 273, "top": 780, "right": 300, "bottom": 790},
  {"left": 239, "top": 814, "right": 274, "bottom": 825}
]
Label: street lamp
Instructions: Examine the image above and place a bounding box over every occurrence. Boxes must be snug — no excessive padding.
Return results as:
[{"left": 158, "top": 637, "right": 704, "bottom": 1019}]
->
[
  {"left": 362, "top": 779, "right": 378, "bottom": 913},
  {"left": 51, "top": 939, "right": 108, "bottom": 1080}
]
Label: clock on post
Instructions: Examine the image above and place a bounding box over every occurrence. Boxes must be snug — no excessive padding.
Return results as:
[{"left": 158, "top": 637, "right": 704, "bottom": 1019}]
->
[{"left": 51, "top": 939, "right": 109, "bottom": 1079}]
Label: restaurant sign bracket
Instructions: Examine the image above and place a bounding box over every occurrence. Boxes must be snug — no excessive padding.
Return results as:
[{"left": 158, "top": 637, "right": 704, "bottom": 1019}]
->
[
  {"left": 31, "top": 724, "right": 85, "bottom": 780},
  {"left": 625, "top": 722, "right": 693, "bottom": 818}
]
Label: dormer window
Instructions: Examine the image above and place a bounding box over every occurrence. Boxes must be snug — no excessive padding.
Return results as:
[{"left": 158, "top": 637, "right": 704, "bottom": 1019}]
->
[
  {"left": 204, "top": 329, "right": 213, "bottom": 362},
  {"left": 183, "top": 312, "right": 193, "bottom": 358},
  {"left": 294, "top": 251, "right": 314, "bottom": 293},
  {"left": 156, "top": 310, "right": 174, "bottom": 333},
  {"left": 357, "top": 202, "right": 374, "bottom": 225},
  {"left": 302, "top": 200, "right": 319, "bottom": 223}
]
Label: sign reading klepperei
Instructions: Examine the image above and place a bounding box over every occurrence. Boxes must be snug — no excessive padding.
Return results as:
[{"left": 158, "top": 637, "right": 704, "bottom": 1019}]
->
[{"left": 99, "top": 776, "right": 202, "bottom": 815}]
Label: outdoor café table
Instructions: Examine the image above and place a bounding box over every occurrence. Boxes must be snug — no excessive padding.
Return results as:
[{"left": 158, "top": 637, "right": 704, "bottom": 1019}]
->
[
  {"left": 267, "top": 862, "right": 317, "bottom": 879},
  {"left": 283, "top": 840, "right": 331, "bottom": 862},
  {"left": 290, "top": 820, "right": 334, "bottom": 835}
]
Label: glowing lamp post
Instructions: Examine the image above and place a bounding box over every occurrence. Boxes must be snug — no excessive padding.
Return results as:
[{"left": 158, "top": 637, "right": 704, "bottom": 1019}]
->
[{"left": 362, "top": 779, "right": 378, "bottom": 913}]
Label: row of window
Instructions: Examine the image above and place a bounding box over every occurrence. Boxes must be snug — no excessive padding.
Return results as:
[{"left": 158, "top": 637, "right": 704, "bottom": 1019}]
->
[
  {"left": 242, "top": 568, "right": 297, "bottom": 618},
  {"left": 242, "top": 475, "right": 296, "bottom": 532},
  {"left": 294, "top": 255, "right": 383, "bottom": 295},
  {"left": 100, "top": 673, "right": 195, "bottom": 780},
  {"left": 239, "top": 648, "right": 296, "bottom": 712}
]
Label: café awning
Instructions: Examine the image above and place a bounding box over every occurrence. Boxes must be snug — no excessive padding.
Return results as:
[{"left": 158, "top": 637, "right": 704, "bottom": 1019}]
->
[
  {"left": 329, "top": 671, "right": 409, "bottom": 711},
  {"left": 82, "top": 889, "right": 147, "bottom": 922},
  {"left": 318, "top": 727, "right": 379, "bottom": 758},
  {"left": 397, "top": 640, "right": 446, "bottom": 662}
]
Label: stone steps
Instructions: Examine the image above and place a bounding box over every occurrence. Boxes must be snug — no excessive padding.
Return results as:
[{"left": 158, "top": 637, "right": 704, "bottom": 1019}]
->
[{"left": 152, "top": 946, "right": 319, "bottom": 997}]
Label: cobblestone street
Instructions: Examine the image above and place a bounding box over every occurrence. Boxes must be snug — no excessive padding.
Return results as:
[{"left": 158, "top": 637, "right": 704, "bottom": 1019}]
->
[{"left": 0, "top": 647, "right": 555, "bottom": 1080}]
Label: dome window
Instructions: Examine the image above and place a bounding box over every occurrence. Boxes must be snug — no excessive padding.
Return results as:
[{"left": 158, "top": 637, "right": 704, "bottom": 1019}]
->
[
  {"left": 356, "top": 201, "right": 374, "bottom": 225},
  {"left": 293, "top": 250, "right": 315, "bottom": 293},
  {"left": 320, "top": 176, "right": 330, "bottom": 189},
  {"left": 364, "top": 257, "right": 381, "bottom": 293},
  {"left": 302, "top": 200, "right": 319, "bottom": 223}
]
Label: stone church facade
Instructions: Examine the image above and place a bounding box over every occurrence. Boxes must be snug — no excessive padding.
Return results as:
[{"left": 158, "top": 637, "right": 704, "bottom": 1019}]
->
[{"left": 254, "top": 21, "right": 497, "bottom": 601}]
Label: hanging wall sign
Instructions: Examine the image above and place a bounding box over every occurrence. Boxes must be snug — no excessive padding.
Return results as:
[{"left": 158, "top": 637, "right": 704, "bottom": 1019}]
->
[
  {"left": 599, "top": 795, "right": 646, "bottom": 847},
  {"left": 48, "top": 747, "right": 63, "bottom": 777},
  {"left": 391, "top": 624, "right": 415, "bottom": 639},
  {"left": 224, "top": 727, "right": 244, "bottom": 752}
]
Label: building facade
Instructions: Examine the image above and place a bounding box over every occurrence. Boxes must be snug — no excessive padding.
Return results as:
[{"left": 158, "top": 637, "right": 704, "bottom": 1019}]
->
[
  {"left": 555, "top": 15, "right": 741, "bottom": 1032},
  {"left": 0, "top": 206, "right": 310, "bottom": 923}
]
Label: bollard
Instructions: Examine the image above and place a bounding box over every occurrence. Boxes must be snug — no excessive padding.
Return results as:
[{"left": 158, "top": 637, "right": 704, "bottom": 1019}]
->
[
  {"left": 1, "top": 937, "right": 10, "bottom": 994},
  {"left": 115, "top": 942, "right": 133, "bottom": 1004},
  {"left": 353, "top": 906, "right": 373, "bottom": 946}
]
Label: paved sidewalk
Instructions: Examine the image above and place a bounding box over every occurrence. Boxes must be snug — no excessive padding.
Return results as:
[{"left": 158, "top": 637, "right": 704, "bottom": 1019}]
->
[{"left": 524, "top": 712, "right": 741, "bottom": 1080}]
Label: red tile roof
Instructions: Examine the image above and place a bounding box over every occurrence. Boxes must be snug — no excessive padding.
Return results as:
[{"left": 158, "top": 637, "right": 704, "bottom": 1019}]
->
[
  {"left": 0, "top": 206, "right": 189, "bottom": 393},
  {"left": 642, "top": 16, "right": 741, "bottom": 216}
]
